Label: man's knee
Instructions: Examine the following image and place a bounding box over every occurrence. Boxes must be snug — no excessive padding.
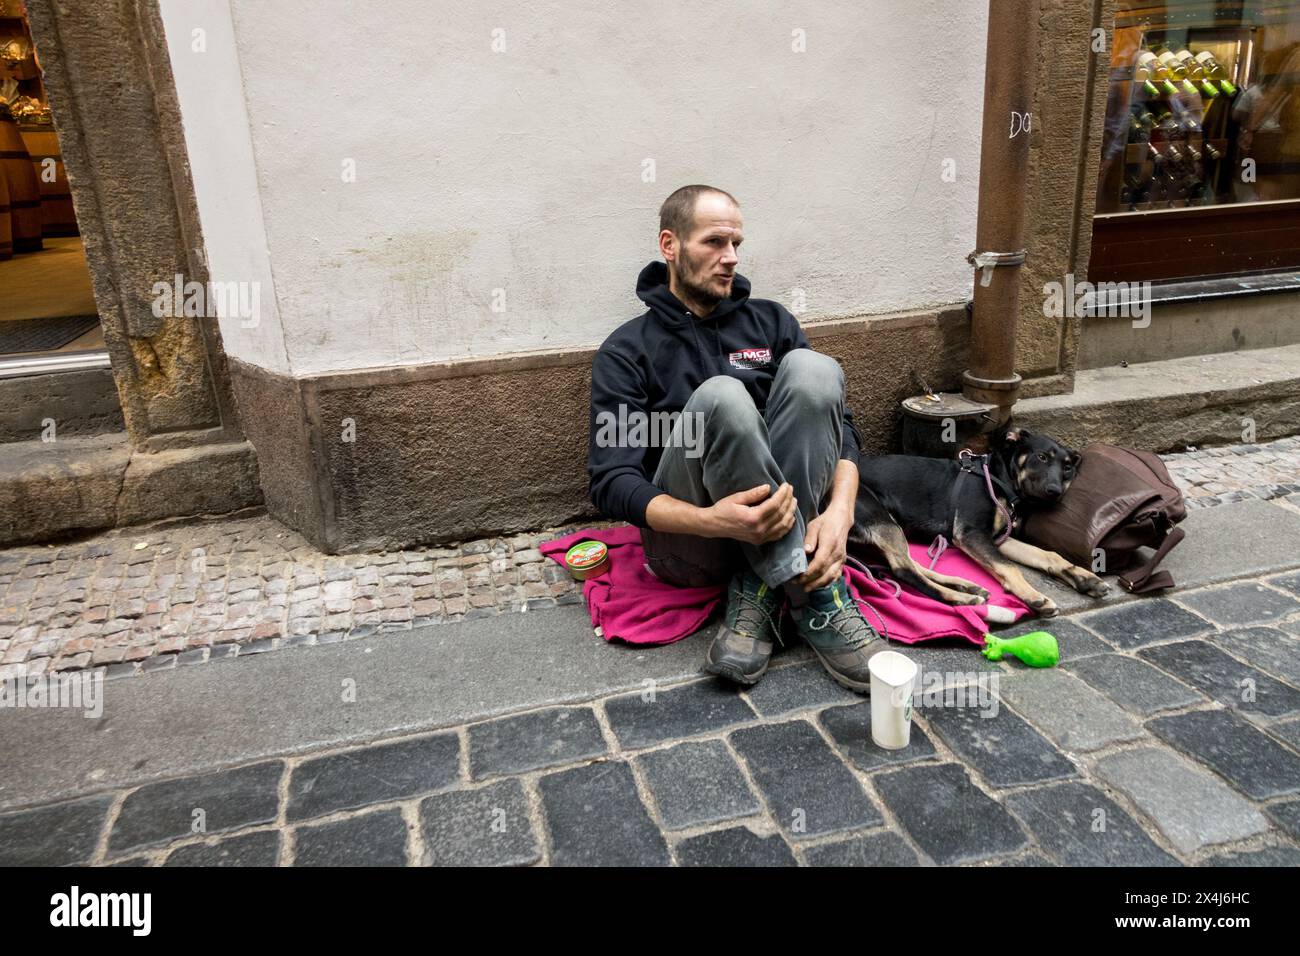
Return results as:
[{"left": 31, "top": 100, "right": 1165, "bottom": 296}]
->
[
  {"left": 687, "top": 375, "right": 759, "bottom": 429},
  {"left": 775, "top": 349, "right": 844, "bottom": 405}
]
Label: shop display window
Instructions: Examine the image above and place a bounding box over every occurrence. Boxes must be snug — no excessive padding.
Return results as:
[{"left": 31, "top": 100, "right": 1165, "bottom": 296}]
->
[{"left": 1092, "top": 1, "right": 1300, "bottom": 282}]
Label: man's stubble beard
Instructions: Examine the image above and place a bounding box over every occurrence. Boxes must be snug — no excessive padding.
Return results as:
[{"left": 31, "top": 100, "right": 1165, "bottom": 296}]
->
[{"left": 670, "top": 246, "right": 723, "bottom": 311}]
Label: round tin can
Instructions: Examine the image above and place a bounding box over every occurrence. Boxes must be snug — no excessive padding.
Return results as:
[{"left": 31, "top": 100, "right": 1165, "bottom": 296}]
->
[{"left": 564, "top": 540, "right": 609, "bottom": 580}]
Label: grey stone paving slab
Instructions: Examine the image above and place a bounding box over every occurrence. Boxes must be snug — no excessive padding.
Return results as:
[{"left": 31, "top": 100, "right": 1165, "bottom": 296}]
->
[
  {"left": 286, "top": 733, "right": 460, "bottom": 821},
  {"left": 1093, "top": 747, "right": 1268, "bottom": 854},
  {"left": 1147, "top": 709, "right": 1300, "bottom": 800},
  {"left": 292, "top": 808, "right": 409, "bottom": 867},
  {"left": 872, "top": 762, "right": 1028, "bottom": 865},
  {"left": 922, "top": 699, "right": 1076, "bottom": 789},
  {"left": 603, "top": 678, "right": 756, "bottom": 750},
  {"left": 467, "top": 706, "right": 607, "bottom": 780},
  {"left": 1005, "top": 782, "right": 1178, "bottom": 866},
  {"left": 1174, "top": 581, "right": 1300, "bottom": 628},
  {"left": 162, "top": 829, "right": 280, "bottom": 866},
  {"left": 0, "top": 794, "right": 112, "bottom": 866},
  {"left": 109, "top": 760, "right": 283, "bottom": 854},
  {"left": 1208, "top": 627, "right": 1300, "bottom": 687},
  {"left": 1266, "top": 569, "right": 1300, "bottom": 598},
  {"left": 1160, "top": 499, "right": 1300, "bottom": 586},
  {"left": 1137, "top": 641, "right": 1300, "bottom": 718},
  {"left": 0, "top": 606, "right": 707, "bottom": 810},
  {"left": 1075, "top": 599, "right": 1212, "bottom": 650},
  {"left": 1064, "top": 654, "right": 1206, "bottom": 715},
  {"left": 992, "top": 618, "right": 1114, "bottom": 660},
  {"left": 634, "top": 739, "right": 760, "bottom": 831},
  {"left": 538, "top": 761, "right": 669, "bottom": 866},
  {"left": 998, "top": 671, "right": 1144, "bottom": 752},
  {"left": 802, "top": 831, "right": 920, "bottom": 867},
  {"left": 1270, "top": 717, "right": 1300, "bottom": 751},
  {"left": 743, "top": 661, "right": 860, "bottom": 717},
  {"left": 1266, "top": 799, "right": 1300, "bottom": 841},
  {"left": 1205, "top": 846, "right": 1300, "bottom": 866},
  {"left": 818, "top": 701, "right": 938, "bottom": 772},
  {"left": 674, "top": 827, "right": 797, "bottom": 867},
  {"left": 729, "top": 720, "right": 882, "bottom": 840},
  {"left": 419, "top": 778, "right": 540, "bottom": 867}
]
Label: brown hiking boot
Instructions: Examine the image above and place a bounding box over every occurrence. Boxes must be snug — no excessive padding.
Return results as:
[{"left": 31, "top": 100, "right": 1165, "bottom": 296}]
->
[
  {"left": 789, "top": 577, "right": 886, "bottom": 693},
  {"left": 705, "top": 568, "right": 783, "bottom": 685}
]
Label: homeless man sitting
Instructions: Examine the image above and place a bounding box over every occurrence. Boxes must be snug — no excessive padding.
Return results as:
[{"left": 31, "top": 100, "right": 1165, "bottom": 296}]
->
[{"left": 586, "top": 184, "right": 886, "bottom": 692}]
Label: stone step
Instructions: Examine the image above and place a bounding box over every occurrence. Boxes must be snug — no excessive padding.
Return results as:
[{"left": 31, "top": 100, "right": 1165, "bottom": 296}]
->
[
  {"left": 1015, "top": 342, "right": 1300, "bottom": 452},
  {"left": 0, "top": 433, "right": 261, "bottom": 545}
]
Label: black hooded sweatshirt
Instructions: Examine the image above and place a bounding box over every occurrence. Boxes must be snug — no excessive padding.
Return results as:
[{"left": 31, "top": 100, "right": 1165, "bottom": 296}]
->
[{"left": 587, "top": 260, "right": 862, "bottom": 528}]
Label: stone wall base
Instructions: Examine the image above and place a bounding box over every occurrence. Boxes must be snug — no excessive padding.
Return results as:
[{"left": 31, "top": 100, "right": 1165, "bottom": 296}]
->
[
  {"left": 0, "top": 434, "right": 262, "bottom": 545},
  {"left": 231, "top": 307, "right": 973, "bottom": 553}
]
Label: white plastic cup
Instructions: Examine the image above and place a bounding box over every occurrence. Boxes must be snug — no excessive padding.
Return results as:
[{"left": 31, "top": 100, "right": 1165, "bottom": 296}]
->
[{"left": 869, "top": 651, "right": 919, "bottom": 750}]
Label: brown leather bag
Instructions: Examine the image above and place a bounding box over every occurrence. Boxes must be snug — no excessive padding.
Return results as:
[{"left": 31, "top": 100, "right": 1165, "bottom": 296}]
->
[{"left": 1019, "top": 444, "right": 1186, "bottom": 594}]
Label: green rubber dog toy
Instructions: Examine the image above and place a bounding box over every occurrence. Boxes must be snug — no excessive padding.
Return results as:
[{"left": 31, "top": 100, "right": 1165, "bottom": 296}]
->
[{"left": 982, "top": 631, "right": 1060, "bottom": 668}]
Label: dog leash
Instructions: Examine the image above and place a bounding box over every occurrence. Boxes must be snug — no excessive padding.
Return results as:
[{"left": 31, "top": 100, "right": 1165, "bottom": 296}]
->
[
  {"left": 957, "top": 449, "right": 1016, "bottom": 545},
  {"left": 842, "top": 554, "right": 896, "bottom": 643}
]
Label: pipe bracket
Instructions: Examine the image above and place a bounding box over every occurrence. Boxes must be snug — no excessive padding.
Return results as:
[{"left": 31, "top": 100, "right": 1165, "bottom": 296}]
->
[{"left": 967, "top": 249, "right": 1027, "bottom": 286}]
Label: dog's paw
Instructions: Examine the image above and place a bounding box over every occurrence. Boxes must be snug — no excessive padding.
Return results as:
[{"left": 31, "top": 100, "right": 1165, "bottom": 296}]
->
[
  {"left": 1028, "top": 595, "right": 1059, "bottom": 617},
  {"left": 1082, "top": 578, "right": 1111, "bottom": 598},
  {"left": 1066, "top": 567, "right": 1110, "bottom": 599},
  {"left": 949, "top": 579, "right": 989, "bottom": 598}
]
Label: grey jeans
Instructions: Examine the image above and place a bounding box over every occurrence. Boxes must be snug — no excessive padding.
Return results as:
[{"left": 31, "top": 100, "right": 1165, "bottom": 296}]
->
[{"left": 639, "top": 349, "right": 847, "bottom": 590}]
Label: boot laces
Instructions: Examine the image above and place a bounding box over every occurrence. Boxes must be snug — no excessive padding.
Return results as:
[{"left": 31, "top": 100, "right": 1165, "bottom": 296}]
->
[
  {"left": 808, "top": 601, "right": 881, "bottom": 651},
  {"left": 730, "top": 584, "right": 784, "bottom": 646}
]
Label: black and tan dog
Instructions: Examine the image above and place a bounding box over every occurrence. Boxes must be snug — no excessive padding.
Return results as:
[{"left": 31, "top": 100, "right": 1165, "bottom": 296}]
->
[{"left": 846, "top": 426, "right": 1110, "bottom": 617}]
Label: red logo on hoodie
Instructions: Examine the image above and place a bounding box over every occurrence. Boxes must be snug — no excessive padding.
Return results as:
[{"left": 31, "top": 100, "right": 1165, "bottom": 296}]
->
[{"left": 729, "top": 347, "right": 773, "bottom": 370}]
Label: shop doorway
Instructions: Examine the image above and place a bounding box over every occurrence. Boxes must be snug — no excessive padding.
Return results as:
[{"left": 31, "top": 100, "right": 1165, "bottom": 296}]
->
[{"left": 1, "top": 0, "right": 109, "bottom": 379}]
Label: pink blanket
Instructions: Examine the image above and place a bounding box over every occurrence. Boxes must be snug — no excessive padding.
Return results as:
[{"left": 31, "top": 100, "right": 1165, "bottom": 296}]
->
[{"left": 540, "top": 526, "right": 1030, "bottom": 647}]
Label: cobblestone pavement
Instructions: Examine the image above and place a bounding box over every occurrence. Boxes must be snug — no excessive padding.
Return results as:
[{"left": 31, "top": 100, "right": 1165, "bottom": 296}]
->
[
  {"left": 1167, "top": 434, "right": 1300, "bottom": 509},
  {"left": 2, "top": 572, "right": 1299, "bottom": 866},
  {"left": 0, "top": 436, "right": 1297, "bottom": 679}
]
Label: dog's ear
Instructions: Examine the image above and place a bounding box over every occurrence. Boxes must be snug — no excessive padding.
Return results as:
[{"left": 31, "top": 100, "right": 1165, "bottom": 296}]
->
[
  {"left": 1067, "top": 449, "right": 1082, "bottom": 472},
  {"left": 1001, "top": 425, "right": 1031, "bottom": 445}
]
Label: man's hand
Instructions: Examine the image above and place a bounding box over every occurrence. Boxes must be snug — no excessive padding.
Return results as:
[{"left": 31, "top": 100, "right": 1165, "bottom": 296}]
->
[
  {"left": 797, "top": 458, "right": 860, "bottom": 591},
  {"left": 798, "top": 502, "right": 853, "bottom": 591},
  {"left": 706, "top": 483, "right": 797, "bottom": 546}
]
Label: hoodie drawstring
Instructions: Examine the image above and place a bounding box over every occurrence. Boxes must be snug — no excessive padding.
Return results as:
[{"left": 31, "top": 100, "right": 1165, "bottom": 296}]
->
[
  {"left": 686, "top": 312, "right": 725, "bottom": 378},
  {"left": 687, "top": 318, "right": 706, "bottom": 375}
]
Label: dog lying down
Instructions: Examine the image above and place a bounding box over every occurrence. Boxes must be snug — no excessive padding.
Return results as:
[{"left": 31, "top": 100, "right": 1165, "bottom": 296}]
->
[{"left": 847, "top": 426, "right": 1111, "bottom": 617}]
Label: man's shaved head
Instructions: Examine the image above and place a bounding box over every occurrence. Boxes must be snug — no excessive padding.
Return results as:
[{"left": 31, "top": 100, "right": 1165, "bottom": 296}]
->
[
  {"left": 659, "top": 184, "right": 740, "bottom": 241},
  {"left": 657, "top": 186, "right": 744, "bottom": 317}
]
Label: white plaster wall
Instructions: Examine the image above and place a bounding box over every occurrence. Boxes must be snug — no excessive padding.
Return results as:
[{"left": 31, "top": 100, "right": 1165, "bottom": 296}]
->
[
  {"left": 158, "top": 0, "right": 289, "bottom": 373},
  {"left": 180, "top": 0, "right": 989, "bottom": 376}
]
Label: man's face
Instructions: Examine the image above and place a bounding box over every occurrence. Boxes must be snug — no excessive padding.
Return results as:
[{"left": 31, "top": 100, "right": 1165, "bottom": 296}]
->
[{"left": 665, "top": 193, "right": 744, "bottom": 308}]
